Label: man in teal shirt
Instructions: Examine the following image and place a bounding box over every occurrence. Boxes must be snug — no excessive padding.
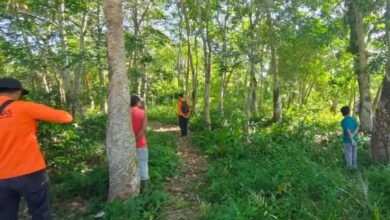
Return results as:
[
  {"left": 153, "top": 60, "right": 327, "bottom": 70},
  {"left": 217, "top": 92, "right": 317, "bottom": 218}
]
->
[{"left": 340, "top": 106, "right": 359, "bottom": 169}]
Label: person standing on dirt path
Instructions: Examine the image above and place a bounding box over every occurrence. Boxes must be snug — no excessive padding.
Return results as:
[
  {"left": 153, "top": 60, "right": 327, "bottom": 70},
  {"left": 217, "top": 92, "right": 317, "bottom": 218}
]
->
[
  {"left": 177, "top": 93, "right": 191, "bottom": 137},
  {"left": 340, "top": 106, "right": 359, "bottom": 169},
  {"left": 130, "top": 95, "right": 149, "bottom": 192},
  {"left": 0, "top": 78, "right": 73, "bottom": 220}
]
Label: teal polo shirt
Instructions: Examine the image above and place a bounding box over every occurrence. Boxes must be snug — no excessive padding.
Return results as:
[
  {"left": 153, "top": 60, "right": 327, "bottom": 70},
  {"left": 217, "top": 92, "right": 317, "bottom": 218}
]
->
[{"left": 341, "top": 116, "right": 359, "bottom": 143}]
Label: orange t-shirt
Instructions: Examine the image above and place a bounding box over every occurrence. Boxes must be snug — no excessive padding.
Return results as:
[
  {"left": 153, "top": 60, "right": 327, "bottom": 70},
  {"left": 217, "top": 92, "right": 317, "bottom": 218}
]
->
[{"left": 0, "top": 96, "right": 73, "bottom": 179}]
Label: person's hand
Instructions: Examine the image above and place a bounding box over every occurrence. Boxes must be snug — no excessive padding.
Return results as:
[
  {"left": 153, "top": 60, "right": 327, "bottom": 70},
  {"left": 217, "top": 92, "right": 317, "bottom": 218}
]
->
[{"left": 351, "top": 140, "right": 357, "bottom": 147}]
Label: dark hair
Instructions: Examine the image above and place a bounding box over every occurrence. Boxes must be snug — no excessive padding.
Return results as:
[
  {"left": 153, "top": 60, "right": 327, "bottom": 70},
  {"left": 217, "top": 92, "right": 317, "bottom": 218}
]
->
[
  {"left": 177, "top": 93, "right": 184, "bottom": 98},
  {"left": 340, "top": 106, "right": 350, "bottom": 116},
  {"left": 0, "top": 88, "right": 20, "bottom": 93},
  {"left": 131, "top": 95, "right": 141, "bottom": 107}
]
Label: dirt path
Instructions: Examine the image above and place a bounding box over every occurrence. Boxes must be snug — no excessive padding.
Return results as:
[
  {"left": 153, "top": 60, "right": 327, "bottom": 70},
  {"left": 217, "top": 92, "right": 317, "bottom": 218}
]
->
[{"left": 151, "top": 122, "right": 208, "bottom": 220}]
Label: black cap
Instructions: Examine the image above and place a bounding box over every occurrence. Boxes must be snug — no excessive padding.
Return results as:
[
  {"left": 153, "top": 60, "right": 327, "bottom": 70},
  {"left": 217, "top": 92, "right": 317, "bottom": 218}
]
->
[{"left": 0, "top": 78, "right": 29, "bottom": 95}]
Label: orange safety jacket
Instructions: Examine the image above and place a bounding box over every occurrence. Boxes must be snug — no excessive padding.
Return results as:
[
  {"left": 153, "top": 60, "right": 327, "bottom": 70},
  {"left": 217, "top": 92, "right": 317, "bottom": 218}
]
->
[{"left": 0, "top": 96, "right": 73, "bottom": 180}]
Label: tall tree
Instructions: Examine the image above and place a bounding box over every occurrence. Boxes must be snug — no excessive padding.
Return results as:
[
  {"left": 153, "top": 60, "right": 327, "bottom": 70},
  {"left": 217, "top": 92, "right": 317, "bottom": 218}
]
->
[
  {"left": 266, "top": 0, "right": 282, "bottom": 122},
  {"left": 371, "top": 0, "right": 390, "bottom": 163},
  {"left": 347, "top": 0, "right": 373, "bottom": 133},
  {"left": 197, "top": 0, "right": 212, "bottom": 130},
  {"left": 104, "top": 0, "right": 139, "bottom": 201}
]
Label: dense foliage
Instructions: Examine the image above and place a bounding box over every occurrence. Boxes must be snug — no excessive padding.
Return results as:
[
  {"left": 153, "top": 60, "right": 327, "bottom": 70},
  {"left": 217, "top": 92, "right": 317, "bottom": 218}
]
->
[{"left": 1, "top": 0, "right": 390, "bottom": 219}]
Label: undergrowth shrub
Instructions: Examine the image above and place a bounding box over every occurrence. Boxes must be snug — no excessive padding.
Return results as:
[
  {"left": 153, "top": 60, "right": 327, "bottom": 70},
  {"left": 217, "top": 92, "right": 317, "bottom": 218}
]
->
[
  {"left": 191, "top": 109, "right": 390, "bottom": 219},
  {"left": 37, "top": 113, "right": 179, "bottom": 219}
]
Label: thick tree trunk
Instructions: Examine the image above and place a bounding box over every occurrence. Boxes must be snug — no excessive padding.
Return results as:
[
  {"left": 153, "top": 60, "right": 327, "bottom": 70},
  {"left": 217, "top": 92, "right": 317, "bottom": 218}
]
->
[
  {"left": 348, "top": 1, "right": 373, "bottom": 133},
  {"left": 371, "top": 0, "right": 390, "bottom": 163},
  {"left": 104, "top": 0, "right": 140, "bottom": 201}
]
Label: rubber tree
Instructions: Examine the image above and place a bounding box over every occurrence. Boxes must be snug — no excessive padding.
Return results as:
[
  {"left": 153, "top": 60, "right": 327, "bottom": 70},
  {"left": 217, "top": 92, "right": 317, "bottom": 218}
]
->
[{"left": 104, "top": 0, "right": 140, "bottom": 201}]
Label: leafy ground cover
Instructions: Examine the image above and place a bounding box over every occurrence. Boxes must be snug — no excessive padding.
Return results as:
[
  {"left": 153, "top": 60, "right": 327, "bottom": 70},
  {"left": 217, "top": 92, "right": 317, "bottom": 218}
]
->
[
  {"left": 191, "top": 110, "right": 390, "bottom": 220},
  {"left": 38, "top": 115, "right": 180, "bottom": 219}
]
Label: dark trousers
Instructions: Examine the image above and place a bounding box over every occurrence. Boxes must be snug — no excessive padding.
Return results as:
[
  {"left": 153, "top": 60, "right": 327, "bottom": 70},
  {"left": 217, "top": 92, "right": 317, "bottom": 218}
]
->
[
  {"left": 0, "top": 170, "right": 51, "bottom": 220},
  {"left": 179, "top": 116, "right": 188, "bottom": 136}
]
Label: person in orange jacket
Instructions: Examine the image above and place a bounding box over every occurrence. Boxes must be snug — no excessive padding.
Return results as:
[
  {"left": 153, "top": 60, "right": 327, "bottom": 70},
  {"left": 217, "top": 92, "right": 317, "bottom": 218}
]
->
[
  {"left": 177, "top": 93, "right": 191, "bottom": 137},
  {"left": 0, "top": 78, "right": 73, "bottom": 220}
]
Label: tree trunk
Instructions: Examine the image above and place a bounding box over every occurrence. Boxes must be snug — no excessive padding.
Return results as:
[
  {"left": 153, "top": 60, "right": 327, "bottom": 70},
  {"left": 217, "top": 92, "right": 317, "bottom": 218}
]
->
[
  {"left": 192, "top": 34, "right": 199, "bottom": 114},
  {"left": 373, "top": 83, "right": 383, "bottom": 112},
  {"left": 58, "top": 0, "right": 72, "bottom": 108},
  {"left": 104, "top": 0, "right": 140, "bottom": 201},
  {"left": 96, "top": 0, "right": 108, "bottom": 113},
  {"left": 218, "top": 0, "right": 231, "bottom": 118},
  {"left": 176, "top": 3, "right": 184, "bottom": 91},
  {"left": 181, "top": 1, "right": 194, "bottom": 97},
  {"left": 267, "top": 0, "right": 282, "bottom": 122},
  {"left": 73, "top": 11, "right": 88, "bottom": 119},
  {"left": 348, "top": 0, "right": 373, "bottom": 133},
  {"left": 198, "top": 0, "right": 212, "bottom": 130},
  {"left": 371, "top": 0, "right": 390, "bottom": 163}
]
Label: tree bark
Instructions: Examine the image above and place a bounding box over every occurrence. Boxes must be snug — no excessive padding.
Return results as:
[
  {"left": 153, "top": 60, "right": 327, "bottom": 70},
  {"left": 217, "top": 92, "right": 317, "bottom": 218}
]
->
[
  {"left": 370, "top": 0, "right": 390, "bottom": 163},
  {"left": 58, "top": 0, "right": 72, "bottom": 108},
  {"left": 218, "top": 0, "right": 231, "bottom": 118},
  {"left": 348, "top": 0, "right": 373, "bottom": 133},
  {"left": 104, "top": 0, "right": 140, "bottom": 201},
  {"left": 198, "top": 0, "right": 212, "bottom": 130},
  {"left": 192, "top": 33, "right": 199, "bottom": 114},
  {"left": 73, "top": 11, "right": 88, "bottom": 119},
  {"left": 96, "top": 0, "right": 108, "bottom": 113},
  {"left": 267, "top": 0, "right": 282, "bottom": 122}
]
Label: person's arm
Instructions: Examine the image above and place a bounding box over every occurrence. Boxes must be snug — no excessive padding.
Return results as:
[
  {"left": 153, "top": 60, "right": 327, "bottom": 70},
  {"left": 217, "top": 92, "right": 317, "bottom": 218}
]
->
[
  {"left": 346, "top": 129, "right": 354, "bottom": 141},
  {"left": 135, "top": 111, "right": 148, "bottom": 141},
  {"left": 352, "top": 124, "right": 359, "bottom": 136},
  {"left": 23, "top": 102, "right": 73, "bottom": 123}
]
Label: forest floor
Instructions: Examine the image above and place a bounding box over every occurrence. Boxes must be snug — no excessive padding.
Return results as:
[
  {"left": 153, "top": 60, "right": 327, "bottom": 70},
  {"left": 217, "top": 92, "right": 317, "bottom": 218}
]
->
[{"left": 151, "top": 122, "right": 208, "bottom": 220}]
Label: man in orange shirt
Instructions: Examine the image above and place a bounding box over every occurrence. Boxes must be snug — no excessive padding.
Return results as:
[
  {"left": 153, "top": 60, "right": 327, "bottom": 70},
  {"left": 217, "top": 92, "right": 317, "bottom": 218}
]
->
[
  {"left": 177, "top": 93, "right": 191, "bottom": 137},
  {"left": 0, "top": 78, "right": 73, "bottom": 220}
]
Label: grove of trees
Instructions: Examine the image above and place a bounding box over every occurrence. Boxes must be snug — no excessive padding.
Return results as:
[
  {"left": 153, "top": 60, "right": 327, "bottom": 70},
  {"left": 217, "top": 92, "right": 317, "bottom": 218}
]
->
[{"left": 1, "top": 0, "right": 390, "bottom": 206}]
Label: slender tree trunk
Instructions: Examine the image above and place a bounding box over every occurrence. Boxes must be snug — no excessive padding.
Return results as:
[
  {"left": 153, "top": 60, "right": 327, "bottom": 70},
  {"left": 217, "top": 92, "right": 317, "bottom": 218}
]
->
[
  {"left": 371, "top": 0, "right": 390, "bottom": 163},
  {"left": 181, "top": 2, "right": 194, "bottom": 96},
  {"left": 192, "top": 34, "right": 199, "bottom": 114},
  {"left": 218, "top": 0, "right": 230, "bottom": 118},
  {"left": 141, "top": 63, "right": 148, "bottom": 110},
  {"left": 198, "top": 0, "right": 212, "bottom": 130},
  {"left": 58, "top": 0, "right": 72, "bottom": 107},
  {"left": 104, "top": 0, "right": 140, "bottom": 201},
  {"left": 348, "top": 0, "right": 373, "bottom": 133},
  {"left": 176, "top": 2, "right": 184, "bottom": 91},
  {"left": 74, "top": 11, "right": 88, "bottom": 119},
  {"left": 97, "top": 0, "right": 108, "bottom": 113},
  {"left": 267, "top": 0, "right": 282, "bottom": 122}
]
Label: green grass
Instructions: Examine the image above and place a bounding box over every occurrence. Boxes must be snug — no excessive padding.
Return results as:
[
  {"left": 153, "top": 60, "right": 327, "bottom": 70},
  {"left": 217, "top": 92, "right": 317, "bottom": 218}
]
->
[
  {"left": 37, "top": 106, "right": 389, "bottom": 220},
  {"left": 191, "top": 110, "right": 390, "bottom": 220},
  {"left": 39, "top": 114, "right": 180, "bottom": 219}
]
